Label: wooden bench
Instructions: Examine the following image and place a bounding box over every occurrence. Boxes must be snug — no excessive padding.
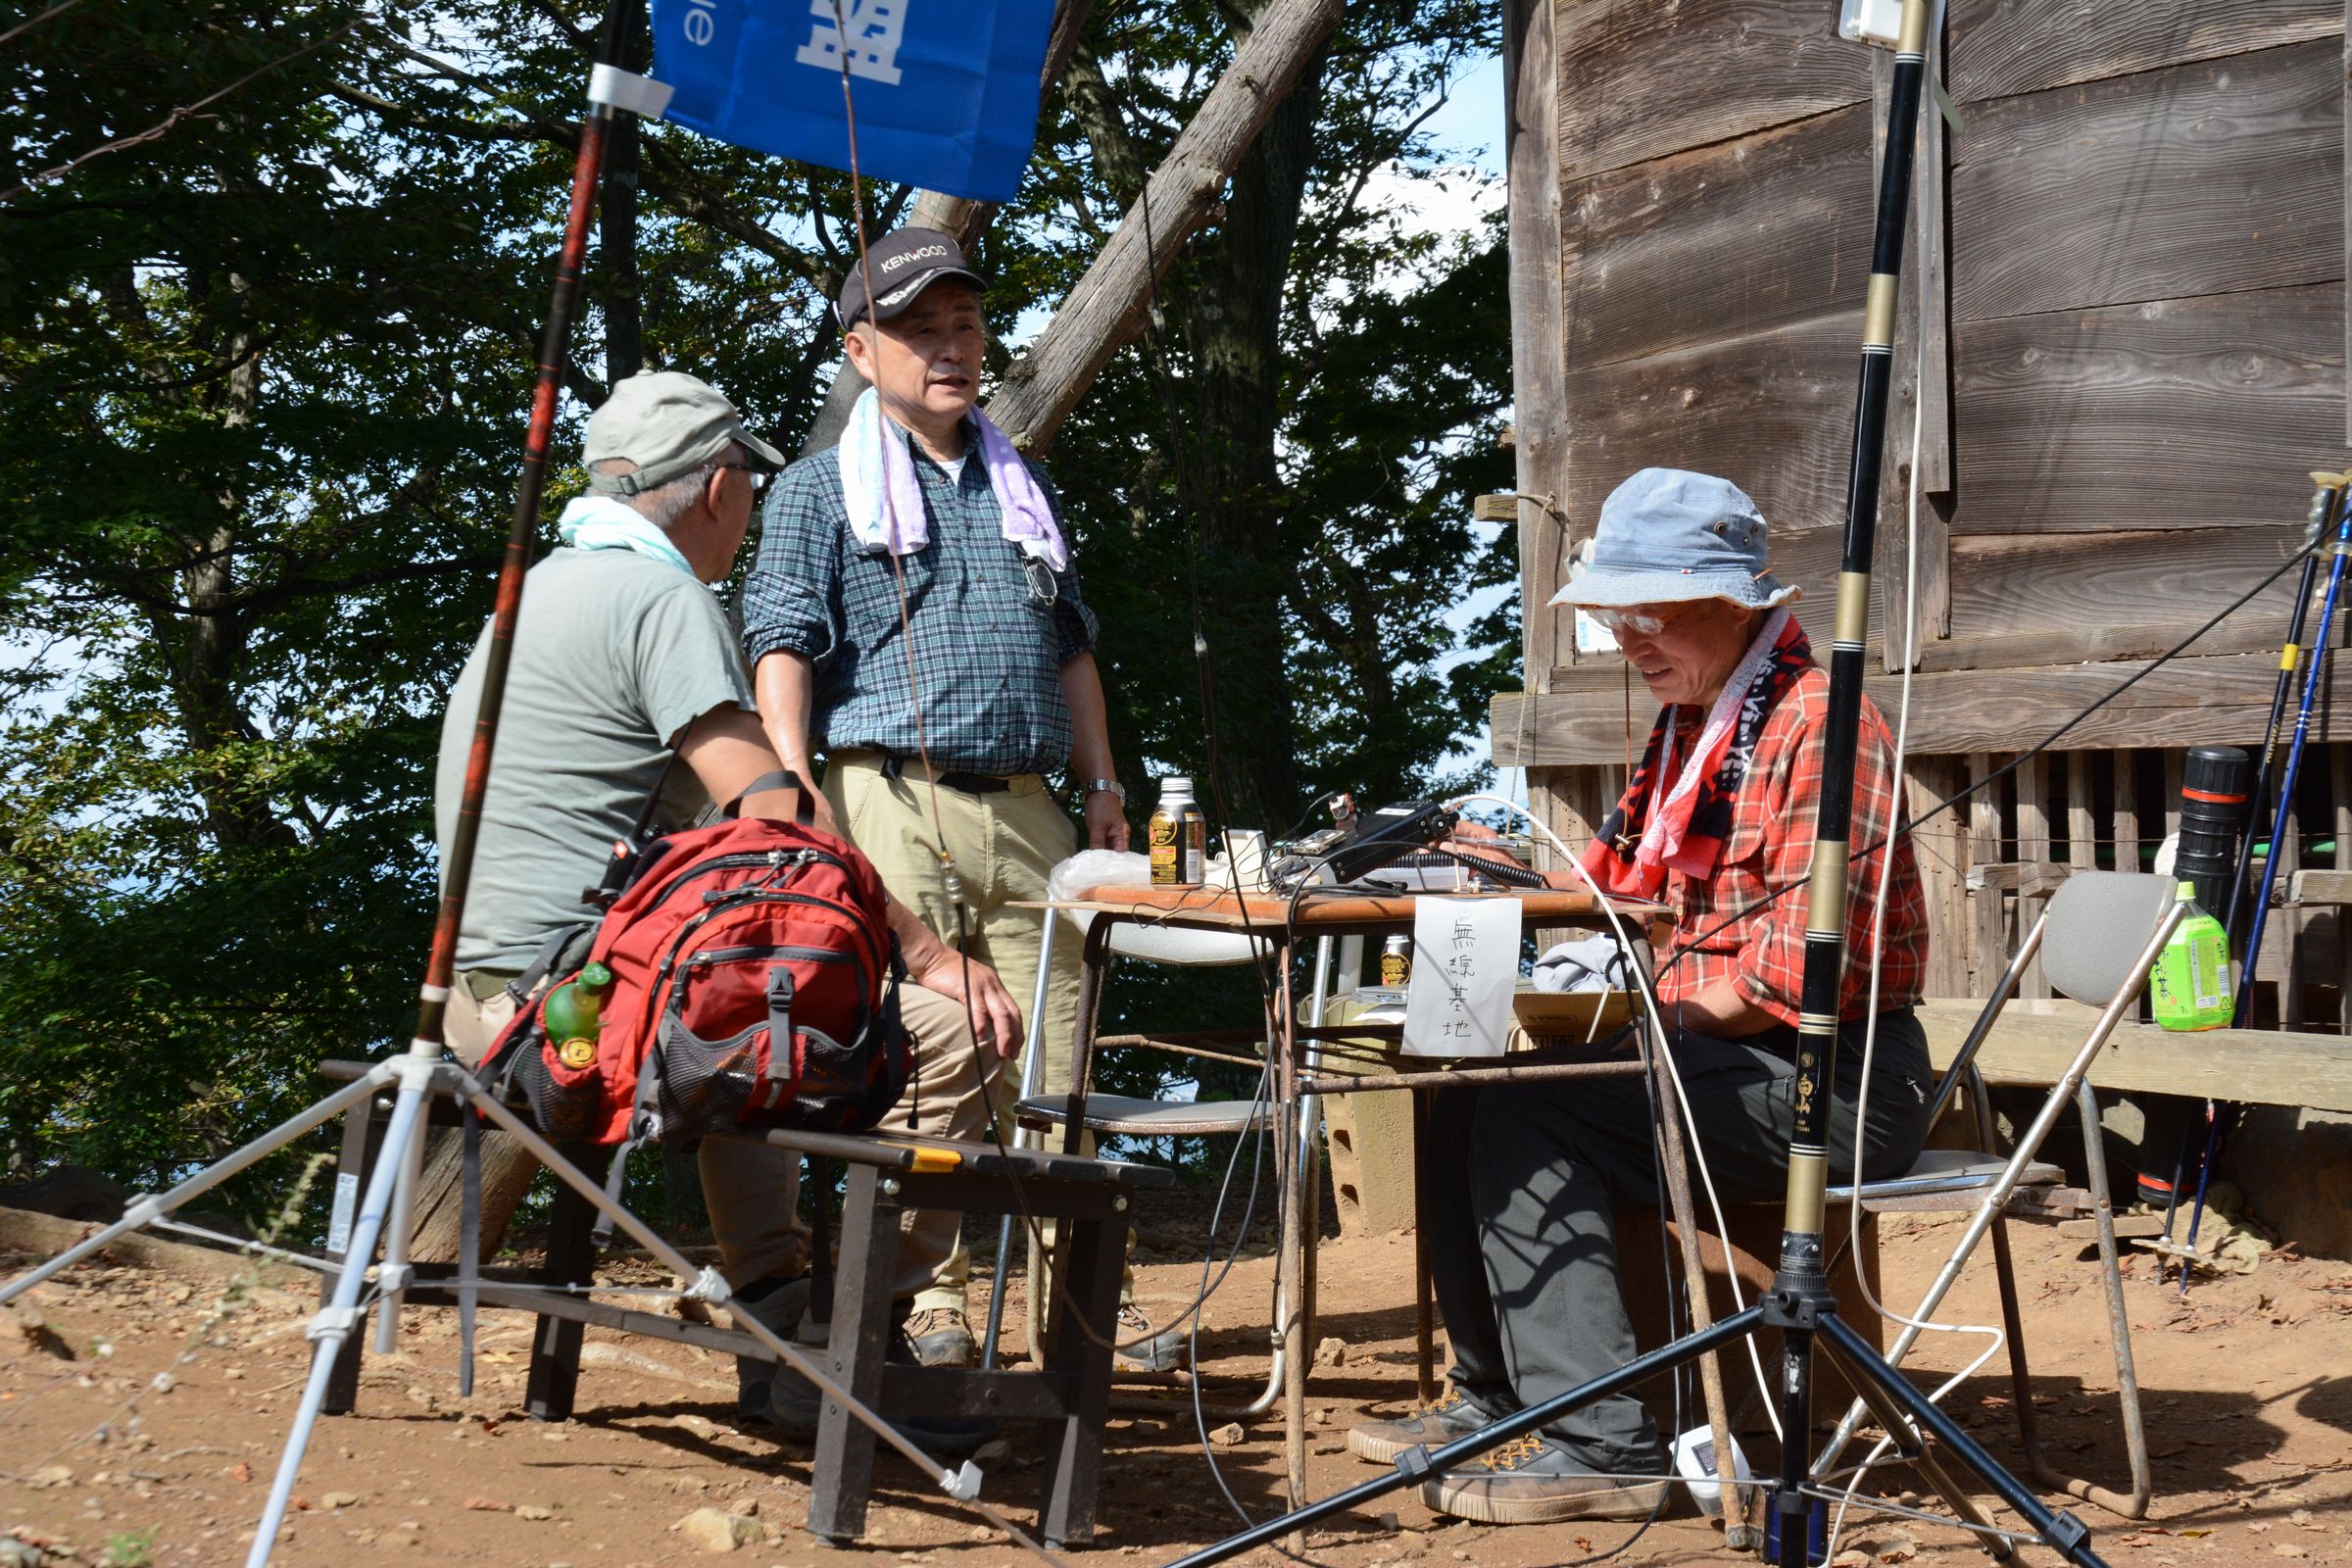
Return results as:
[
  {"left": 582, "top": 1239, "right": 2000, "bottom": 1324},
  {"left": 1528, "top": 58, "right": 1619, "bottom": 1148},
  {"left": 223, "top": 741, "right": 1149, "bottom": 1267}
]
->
[{"left": 311, "top": 1058, "right": 1174, "bottom": 1547}]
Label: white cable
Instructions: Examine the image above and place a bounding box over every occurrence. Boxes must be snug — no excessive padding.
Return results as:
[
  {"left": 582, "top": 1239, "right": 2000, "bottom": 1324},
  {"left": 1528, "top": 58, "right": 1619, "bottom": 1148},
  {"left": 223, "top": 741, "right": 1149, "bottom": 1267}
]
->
[{"left": 1446, "top": 791, "right": 1786, "bottom": 1443}]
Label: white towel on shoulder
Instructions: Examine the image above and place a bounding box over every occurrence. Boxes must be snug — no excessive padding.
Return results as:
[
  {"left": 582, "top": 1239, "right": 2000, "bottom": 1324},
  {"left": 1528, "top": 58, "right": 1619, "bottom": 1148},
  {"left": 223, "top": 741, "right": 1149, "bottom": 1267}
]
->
[{"left": 836, "top": 387, "right": 1067, "bottom": 570}]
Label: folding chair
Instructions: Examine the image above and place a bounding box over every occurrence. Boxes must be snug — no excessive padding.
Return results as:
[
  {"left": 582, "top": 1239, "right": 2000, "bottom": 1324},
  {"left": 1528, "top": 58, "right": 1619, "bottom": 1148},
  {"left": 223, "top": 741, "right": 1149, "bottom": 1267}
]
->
[
  {"left": 1816, "top": 869, "right": 2182, "bottom": 1519},
  {"left": 976, "top": 898, "right": 1313, "bottom": 1414}
]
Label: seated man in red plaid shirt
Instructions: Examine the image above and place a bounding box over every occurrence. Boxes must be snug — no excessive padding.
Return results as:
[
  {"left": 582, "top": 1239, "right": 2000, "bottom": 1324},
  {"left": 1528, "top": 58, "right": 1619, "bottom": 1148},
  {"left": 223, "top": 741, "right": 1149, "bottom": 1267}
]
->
[{"left": 1350, "top": 468, "right": 1936, "bottom": 1524}]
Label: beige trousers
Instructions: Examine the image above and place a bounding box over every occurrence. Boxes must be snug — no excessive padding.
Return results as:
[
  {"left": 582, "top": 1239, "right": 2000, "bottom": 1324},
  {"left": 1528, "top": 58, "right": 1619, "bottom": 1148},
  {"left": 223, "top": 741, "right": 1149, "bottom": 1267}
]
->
[
  {"left": 824, "top": 753, "right": 1129, "bottom": 1311},
  {"left": 446, "top": 976, "right": 996, "bottom": 1303}
]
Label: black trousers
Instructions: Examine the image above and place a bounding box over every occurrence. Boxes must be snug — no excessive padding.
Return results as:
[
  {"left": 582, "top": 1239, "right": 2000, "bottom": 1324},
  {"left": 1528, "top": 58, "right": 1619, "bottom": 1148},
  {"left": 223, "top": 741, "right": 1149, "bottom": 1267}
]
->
[{"left": 1419, "top": 1008, "right": 1937, "bottom": 1472}]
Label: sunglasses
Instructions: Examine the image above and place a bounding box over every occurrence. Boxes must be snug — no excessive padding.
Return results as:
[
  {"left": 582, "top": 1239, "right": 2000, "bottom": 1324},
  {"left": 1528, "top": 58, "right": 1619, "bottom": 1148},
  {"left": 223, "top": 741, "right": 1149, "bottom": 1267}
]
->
[{"left": 1586, "top": 602, "right": 1701, "bottom": 636}]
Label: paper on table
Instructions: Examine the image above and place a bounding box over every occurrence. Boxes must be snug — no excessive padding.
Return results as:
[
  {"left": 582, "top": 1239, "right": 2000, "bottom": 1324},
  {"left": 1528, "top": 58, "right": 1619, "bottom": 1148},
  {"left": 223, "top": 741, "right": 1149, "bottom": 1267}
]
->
[{"left": 1400, "top": 897, "right": 1523, "bottom": 1057}]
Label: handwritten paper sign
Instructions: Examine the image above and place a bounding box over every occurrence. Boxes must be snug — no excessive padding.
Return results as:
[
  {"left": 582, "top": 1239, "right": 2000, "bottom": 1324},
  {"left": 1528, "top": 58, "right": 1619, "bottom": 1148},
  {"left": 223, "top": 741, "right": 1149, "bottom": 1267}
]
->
[{"left": 1400, "top": 897, "right": 1523, "bottom": 1058}]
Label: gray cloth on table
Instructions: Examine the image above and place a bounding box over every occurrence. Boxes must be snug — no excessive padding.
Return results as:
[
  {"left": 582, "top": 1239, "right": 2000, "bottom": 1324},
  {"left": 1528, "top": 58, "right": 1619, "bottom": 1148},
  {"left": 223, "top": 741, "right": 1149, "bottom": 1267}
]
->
[{"left": 1531, "top": 934, "right": 1637, "bottom": 994}]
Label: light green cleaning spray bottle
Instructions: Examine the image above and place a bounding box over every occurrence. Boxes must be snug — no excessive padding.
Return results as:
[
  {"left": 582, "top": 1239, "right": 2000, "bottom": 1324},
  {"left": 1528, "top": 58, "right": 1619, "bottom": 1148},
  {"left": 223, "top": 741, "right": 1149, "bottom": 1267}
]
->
[{"left": 2149, "top": 881, "right": 2231, "bottom": 1032}]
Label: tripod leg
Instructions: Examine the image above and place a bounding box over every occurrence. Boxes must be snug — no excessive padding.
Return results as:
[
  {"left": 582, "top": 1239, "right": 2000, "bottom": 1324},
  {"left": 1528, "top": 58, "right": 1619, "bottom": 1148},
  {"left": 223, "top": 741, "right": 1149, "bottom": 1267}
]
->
[
  {"left": 1159, "top": 1306, "right": 1767, "bottom": 1568},
  {"left": 247, "top": 1066, "right": 436, "bottom": 1567},
  {"left": 1819, "top": 1336, "right": 2012, "bottom": 1562},
  {"left": 1818, "top": 1312, "right": 2108, "bottom": 1568},
  {"left": 0, "top": 1068, "right": 392, "bottom": 1308},
  {"left": 1774, "top": 1314, "right": 1817, "bottom": 1568}
]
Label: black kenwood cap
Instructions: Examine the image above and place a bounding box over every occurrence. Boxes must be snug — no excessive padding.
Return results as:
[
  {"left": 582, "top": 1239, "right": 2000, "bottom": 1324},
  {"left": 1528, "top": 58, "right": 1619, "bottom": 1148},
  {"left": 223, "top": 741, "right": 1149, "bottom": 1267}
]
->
[{"left": 835, "top": 227, "right": 988, "bottom": 329}]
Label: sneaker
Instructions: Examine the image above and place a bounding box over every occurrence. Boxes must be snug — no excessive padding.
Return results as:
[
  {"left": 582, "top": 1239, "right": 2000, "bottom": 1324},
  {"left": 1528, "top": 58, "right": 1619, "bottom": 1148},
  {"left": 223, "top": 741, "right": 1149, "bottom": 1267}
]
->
[
  {"left": 903, "top": 1305, "right": 978, "bottom": 1369},
  {"left": 728, "top": 1275, "right": 811, "bottom": 1425},
  {"left": 1348, "top": 1389, "right": 1493, "bottom": 1464},
  {"left": 1111, "top": 1303, "right": 1190, "bottom": 1374},
  {"left": 1419, "top": 1433, "right": 1670, "bottom": 1525}
]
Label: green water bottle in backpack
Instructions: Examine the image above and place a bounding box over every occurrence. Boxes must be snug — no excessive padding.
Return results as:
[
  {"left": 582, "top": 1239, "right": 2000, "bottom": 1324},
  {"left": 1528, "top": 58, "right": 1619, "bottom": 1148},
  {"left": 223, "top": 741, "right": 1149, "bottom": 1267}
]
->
[
  {"left": 2149, "top": 882, "right": 2231, "bottom": 1032},
  {"left": 541, "top": 961, "right": 615, "bottom": 1069}
]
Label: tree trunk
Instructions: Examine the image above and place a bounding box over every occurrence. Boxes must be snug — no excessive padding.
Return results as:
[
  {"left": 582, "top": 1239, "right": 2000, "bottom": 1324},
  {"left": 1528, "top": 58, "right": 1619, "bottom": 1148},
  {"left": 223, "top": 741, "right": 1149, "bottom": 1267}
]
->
[
  {"left": 985, "top": 0, "right": 1344, "bottom": 454},
  {"left": 1169, "top": 16, "right": 1323, "bottom": 828}
]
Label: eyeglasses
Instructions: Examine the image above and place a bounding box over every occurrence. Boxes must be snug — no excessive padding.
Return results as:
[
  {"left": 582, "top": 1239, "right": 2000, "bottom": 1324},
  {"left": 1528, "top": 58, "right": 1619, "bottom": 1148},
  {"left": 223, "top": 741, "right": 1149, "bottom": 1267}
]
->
[
  {"left": 714, "top": 461, "right": 775, "bottom": 503},
  {"left": 1586, "top": 603, "right": 1699, "bottom": 636}
]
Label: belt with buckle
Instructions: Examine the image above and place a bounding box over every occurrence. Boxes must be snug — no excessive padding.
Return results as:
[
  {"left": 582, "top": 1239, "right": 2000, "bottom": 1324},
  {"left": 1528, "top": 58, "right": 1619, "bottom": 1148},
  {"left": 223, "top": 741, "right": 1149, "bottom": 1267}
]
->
[{"left": 876, "top": 752, "right": 1013, "bottom": 794}]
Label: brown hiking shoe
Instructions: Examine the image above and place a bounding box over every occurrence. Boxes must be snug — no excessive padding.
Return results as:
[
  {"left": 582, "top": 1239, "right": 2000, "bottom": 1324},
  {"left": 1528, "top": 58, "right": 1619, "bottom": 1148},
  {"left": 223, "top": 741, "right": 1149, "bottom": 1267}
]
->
[
  {"left": 1111, "top": 1303, "right": 1189, "bottom": 1373},
  {"left": 903, "top": 1306, "right": 977, "bottom": 1368},
  {"left": 1420, "top": 1433, "right": 1671, "bottom": 1524},
  {"left": 1348, "top": 1390, "right": 1492, "bottom": 1464}
]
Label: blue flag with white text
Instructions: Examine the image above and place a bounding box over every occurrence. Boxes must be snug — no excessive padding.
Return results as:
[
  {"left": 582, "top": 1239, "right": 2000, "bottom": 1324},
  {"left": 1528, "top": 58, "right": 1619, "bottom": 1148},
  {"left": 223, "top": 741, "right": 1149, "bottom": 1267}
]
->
[{"left": 650, "top": 0, "right": 1054, "bottom": 201}]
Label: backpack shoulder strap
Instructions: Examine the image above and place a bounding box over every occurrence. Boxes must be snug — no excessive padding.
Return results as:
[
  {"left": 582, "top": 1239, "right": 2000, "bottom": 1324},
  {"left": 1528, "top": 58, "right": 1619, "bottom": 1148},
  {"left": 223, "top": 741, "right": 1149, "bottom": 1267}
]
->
[
  {"left": 503, "top": 920, "right": 596, "bottom": 1008},
  {"left": 722, "top": 768, "right": 817, "bottom": 825}
]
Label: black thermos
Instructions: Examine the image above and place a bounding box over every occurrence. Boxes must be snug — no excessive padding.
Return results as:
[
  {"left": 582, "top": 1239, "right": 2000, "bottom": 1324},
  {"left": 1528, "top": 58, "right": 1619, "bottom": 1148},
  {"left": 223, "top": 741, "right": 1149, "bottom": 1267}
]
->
[{"left": 2176, "top": 746, "right": 2252, "bottom": 923}]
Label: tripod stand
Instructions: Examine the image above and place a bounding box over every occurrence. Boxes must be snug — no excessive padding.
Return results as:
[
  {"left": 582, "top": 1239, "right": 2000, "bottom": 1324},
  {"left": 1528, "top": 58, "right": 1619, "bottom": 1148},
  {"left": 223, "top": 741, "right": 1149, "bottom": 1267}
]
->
[{"left": 1165, "top": 4, "right": 2109, "bottom": 1566}]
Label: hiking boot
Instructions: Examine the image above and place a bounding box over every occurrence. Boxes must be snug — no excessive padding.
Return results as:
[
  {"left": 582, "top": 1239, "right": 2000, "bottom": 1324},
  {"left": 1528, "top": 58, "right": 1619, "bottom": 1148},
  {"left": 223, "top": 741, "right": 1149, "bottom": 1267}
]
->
[
  {"left": 903, "top": 1305, "right": 978, "bottom": 1369},
  {"left": 1348, "top": 1389, "right": 1493, "bottom": 1465},
  {"left": 761, "top": 1316, "right": 999, "bottom": 1457},
  {"left": 728, "top": 1275, "right": 811, "bottom": 1425},
  {"left": 1111, "top": 1303, "right": 1189, "bottom": 1374},
  {"left": 1419, "top": 1433, "right": 1670, "bottom": 1525}
]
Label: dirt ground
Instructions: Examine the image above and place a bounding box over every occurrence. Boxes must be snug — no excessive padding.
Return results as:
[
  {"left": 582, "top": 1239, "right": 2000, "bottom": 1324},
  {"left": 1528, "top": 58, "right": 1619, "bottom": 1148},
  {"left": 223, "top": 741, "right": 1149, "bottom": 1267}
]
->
[{"left": 3, "top": 1190, "right": 2350, "bottom": 1568}]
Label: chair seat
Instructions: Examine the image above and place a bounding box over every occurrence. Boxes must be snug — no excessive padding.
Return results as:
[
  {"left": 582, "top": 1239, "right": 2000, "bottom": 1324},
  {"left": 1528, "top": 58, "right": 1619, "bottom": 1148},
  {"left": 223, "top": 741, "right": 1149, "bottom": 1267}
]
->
[
  {"left": 1013, "top": 1093, "right": 1272, "bottom": 1138},
  {"left": 1833, "top": 1147, "right": 2066, "bottom": 1210}
]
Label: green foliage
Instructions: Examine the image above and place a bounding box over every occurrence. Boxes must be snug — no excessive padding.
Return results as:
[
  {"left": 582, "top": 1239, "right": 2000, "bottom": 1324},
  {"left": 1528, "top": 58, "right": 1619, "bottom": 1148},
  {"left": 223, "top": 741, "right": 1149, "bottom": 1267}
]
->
[
  {"left": 102, "top": 1526, "right": 159, "bottom": 1568},
  {"left": 0, "top": 0, "right": 1519, "bottom": 1208}
]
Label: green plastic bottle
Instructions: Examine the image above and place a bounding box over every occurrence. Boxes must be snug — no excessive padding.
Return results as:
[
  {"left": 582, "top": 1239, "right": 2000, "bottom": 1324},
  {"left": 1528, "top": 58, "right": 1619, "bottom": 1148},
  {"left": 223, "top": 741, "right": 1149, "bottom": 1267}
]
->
[
  {"left": 542, "top": 961, "right": 614, "bottom": 1069},
  {"left": 2149, "top": 883, "right": 2231, "bottom": 1032}
]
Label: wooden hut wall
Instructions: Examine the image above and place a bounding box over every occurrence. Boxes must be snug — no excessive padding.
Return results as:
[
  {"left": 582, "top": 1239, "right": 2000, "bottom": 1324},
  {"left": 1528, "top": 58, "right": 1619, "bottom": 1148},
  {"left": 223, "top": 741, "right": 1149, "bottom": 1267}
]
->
[{"left": 1494, "top": 0, "right": 2352, "bottom": 1004}]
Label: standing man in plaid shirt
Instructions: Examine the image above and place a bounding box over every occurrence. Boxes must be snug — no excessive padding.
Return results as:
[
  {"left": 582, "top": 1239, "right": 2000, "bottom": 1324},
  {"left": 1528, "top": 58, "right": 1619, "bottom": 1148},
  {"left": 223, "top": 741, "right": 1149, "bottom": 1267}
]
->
[
  {"left": 1349, "top": 468, "right": 1936, "bottom": 1523},
  {"left": 741, "top": 228, "right": 1184, "bottom": 1374}
]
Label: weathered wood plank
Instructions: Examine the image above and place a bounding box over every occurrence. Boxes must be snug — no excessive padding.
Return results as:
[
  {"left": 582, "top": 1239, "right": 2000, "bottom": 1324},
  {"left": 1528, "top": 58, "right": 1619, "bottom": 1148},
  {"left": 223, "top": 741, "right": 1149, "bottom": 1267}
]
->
[
  {"left": 1554, "top": 0, "right": 1871, "bottom": 180},
  {"left": 1563, "top": 103, "right": 1873, "bottom": 368},
  {"left": 1919, "top": 1001, "right": 2352, "bottom": 1112},
  {"left": 1875, "top": 32, "right": 1954, "bottom": 667},
  {"left": 1909, "top": 756, "right": 1972, "bottom": 998},
  {"left": 2113, "top": 747, "right": 2141, "bottom": 874},
  {"left": 1561, "top": 312, "right": 1860, "bottom": 543},
  {"left": 1950, "top": 41, "right": 2345, "bottom": 323},
  {"left": 2016, "top": 753, "right": 2052, "bottom": 998},
  {"left": 1950, "top": 284, "right": 2348, "bottom": 536},
  {"left": 1545, "top": 521, "right": 2318, "bottom": 690},
  {"left": 1506, "top": 0, "right": 1571, "bottom": 686},
  {"left": 1492, "top": 649, "right": 2352, "bottom": 767},
  {"left": 1968, "top": 755, "right": 2007, "bottom": 996},
  {"left": 1947, "top": 524, "right": 2313, "bottom": 639},
  {"left": 1947, "top": 0, "right": 2341, "bottom": 104}
]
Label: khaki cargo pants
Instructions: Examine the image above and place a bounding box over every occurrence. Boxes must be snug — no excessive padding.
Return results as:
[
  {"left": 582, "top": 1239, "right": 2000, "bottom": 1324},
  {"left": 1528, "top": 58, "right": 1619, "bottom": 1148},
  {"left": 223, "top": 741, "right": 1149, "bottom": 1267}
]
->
[{"left": 824, "top": 752, "right": 1134, "bottom": 1318}]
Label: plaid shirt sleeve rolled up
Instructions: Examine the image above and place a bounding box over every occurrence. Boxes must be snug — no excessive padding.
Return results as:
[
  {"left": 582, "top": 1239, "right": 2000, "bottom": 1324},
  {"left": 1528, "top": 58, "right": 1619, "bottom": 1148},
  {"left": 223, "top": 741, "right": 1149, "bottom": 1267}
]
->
[{"left": 1655, "top": 669, "right": 1930, "bottom": 1026}]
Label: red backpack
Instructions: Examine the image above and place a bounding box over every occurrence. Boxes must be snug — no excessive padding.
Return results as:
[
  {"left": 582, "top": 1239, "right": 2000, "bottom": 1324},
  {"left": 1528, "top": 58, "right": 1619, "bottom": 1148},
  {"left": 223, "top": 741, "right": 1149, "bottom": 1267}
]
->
[{"left": 483, "top": 812, "right": 911, "bottom": 1149}]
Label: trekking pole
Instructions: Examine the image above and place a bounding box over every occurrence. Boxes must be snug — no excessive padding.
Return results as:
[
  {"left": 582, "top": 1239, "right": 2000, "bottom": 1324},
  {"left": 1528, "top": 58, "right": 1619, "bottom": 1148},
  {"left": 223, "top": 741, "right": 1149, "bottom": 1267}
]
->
[
  {"left": 2176, "top": 477, "right": 2352, "bottom": 1292},
  {"left": 2154, "top": 473, "right": 2345, "bottom": 1253}
]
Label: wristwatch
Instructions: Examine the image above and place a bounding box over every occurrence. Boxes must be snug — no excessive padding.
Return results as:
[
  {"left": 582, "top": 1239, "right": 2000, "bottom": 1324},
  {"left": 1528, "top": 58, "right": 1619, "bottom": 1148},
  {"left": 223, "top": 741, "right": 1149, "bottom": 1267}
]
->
[{"left": 1083, "top": 778, "right": 1127, "bottom": 803}]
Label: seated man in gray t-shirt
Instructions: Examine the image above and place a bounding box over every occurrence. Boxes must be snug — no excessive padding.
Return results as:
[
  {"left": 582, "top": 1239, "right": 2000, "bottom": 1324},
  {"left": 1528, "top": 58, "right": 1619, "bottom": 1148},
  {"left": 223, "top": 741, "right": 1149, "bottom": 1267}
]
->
[{"left": 430, "top": 372, "right": 1021, "bottom": 1427}]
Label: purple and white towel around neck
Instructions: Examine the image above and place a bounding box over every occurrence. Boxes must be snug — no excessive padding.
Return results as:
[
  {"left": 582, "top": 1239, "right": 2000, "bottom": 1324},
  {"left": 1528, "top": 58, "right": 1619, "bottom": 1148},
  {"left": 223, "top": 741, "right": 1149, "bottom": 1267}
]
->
[{"left": 836, "top": 387, "right": 1068, "bottom": 570}]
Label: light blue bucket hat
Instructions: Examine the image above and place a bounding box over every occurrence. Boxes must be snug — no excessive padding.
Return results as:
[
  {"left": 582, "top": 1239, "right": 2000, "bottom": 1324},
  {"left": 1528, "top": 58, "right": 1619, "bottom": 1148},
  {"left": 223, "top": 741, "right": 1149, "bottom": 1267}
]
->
[{"left": 1546, "top": 467, "right": 1801, "bottom": 612}]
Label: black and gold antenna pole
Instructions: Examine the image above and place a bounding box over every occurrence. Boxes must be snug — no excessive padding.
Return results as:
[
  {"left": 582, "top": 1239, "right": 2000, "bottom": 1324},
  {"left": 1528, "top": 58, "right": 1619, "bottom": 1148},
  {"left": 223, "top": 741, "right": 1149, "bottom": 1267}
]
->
[
  {"left": 1160, "top": 5, "right": 2118, "bottom": 1565},
  {"left": 1766, "top": 0, "right": 1932, "bottom": 1555}
]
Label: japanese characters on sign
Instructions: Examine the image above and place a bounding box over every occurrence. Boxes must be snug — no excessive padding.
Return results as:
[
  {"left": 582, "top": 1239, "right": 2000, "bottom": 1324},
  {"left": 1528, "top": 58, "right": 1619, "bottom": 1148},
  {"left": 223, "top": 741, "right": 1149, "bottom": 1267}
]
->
[{"left": 1400, "top": 897, "right": 1522, "bottom": 1058}]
